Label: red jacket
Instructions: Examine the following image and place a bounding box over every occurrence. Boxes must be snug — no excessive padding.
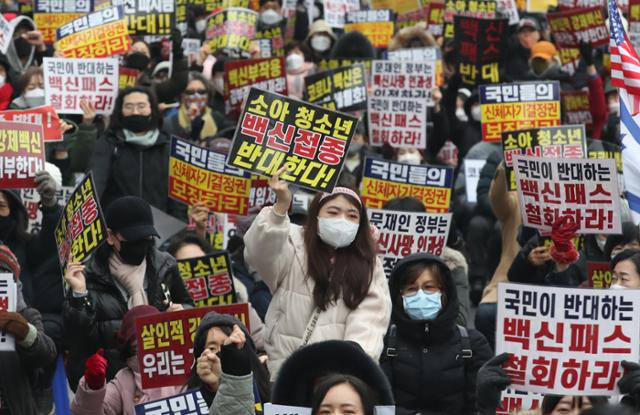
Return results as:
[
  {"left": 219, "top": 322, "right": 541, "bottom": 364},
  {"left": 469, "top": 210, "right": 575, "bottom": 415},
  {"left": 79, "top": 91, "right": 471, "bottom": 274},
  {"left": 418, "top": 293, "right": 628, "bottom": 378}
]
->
[{"left": 587, "top": 73, "right": 607, "bottom": 139}]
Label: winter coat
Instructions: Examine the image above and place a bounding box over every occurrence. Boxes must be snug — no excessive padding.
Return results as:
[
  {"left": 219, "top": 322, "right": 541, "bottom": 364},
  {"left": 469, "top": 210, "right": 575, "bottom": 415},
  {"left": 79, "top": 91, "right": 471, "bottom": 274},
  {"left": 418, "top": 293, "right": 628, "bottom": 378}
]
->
[
  {"left": 243, "top": 207, "right": 392, "bottom": 381},
  {"left": 138, "top": 58, "right": 189, "bottom": 105},
  {"left": 62, "top": 247, "right": 194, "bottom": 390},
  {"left": 0, "top": 284, "right": 57, "bottom": 415},
  {"left": 442, "top": 247, "right": 470, "bottom": 327},
  {"left": 380, "top": 253, "right": 492, "bottom": 415},
  {"left": 89, "top": 128, "right": 183, "bottom": 218},
  {"left": 210, "top": 373, "right": 256, "bottom": 415}
]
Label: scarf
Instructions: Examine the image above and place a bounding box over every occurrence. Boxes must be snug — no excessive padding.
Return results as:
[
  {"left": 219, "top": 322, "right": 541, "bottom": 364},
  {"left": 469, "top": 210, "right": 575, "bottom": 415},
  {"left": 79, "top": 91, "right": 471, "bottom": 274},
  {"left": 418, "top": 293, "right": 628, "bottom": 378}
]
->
[
  {"left": 109, "top": 253, "right": 148, "bottom": 307},
  {"left": 123, "top": 128, "right": 160, "bottom": 147},
  {"left": 178, "top": 105, "right": 218, "bottom": 140}
]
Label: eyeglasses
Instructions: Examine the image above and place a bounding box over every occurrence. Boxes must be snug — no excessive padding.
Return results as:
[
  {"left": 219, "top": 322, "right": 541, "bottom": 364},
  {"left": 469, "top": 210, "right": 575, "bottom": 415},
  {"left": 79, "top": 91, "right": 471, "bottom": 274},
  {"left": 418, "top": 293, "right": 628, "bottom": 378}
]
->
[
  {"left": 184, "top": 89, "right": 207, "bottom": 95},
  {"left": 123, "top": 102, "right": 150, "bottom": 112},
  {"left": 401, "top": 283, "right": 441, "bottom": 296}
]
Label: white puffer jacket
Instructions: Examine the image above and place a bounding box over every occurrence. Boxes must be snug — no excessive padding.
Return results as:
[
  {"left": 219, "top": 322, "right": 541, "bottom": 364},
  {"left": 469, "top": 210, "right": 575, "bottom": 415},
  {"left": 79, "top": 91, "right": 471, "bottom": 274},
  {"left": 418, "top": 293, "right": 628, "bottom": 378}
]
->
[{"left": 244, "top": 207, "right": 392, "bottom": 381}]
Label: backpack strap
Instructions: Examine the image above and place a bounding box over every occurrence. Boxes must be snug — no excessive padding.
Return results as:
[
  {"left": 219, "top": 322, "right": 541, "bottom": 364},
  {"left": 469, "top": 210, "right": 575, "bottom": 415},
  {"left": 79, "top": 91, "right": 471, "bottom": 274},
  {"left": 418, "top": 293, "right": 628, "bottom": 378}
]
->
[
  {"left": 457, "top": 325, "right": 474, "bottom": 412},
  {"left": 384, "top": 323, "right": 398, "bottom": 358}
]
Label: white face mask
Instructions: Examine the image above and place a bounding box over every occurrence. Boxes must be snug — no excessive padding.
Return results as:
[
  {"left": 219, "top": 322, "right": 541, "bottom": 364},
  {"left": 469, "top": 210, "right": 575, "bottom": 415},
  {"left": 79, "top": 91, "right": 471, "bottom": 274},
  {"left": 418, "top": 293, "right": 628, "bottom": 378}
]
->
[
  {"left": 317, "top": 217, "right": 359, "bottom": 248},
  {"left": 610, "top": 283, "right": 626, "bottom": 290},
  {"left": 455, "top": 107, "right": 468, "bottom": 122},
  {"left": 609, "top": 102, "right": 620, "bottom": 116},
  {"left": 195, "top": 19, "right": 207, "bottom": 34},
  {"left": 596, "top": 238, "right": 607, "bottom": 252},
  {"left": 260, "top": 9, "right": 282, "bottom": 25},
  {"left": 286, "top": 53, "right": 305, "bottom": 71},
  {"left": 311, "top": 35, "right": 331, "bottom": 53},
  {"left": 471, "top": 105, "right": 482, "bottom": 122},
  {"left": 24, "top": 88, "right": 45, "bottom": 108},
  {"left": 397, "top": 152, "right": 422, "bottom": 165},
  {"left": 213, "top": 77, "right": 224, "bottom": 94}
]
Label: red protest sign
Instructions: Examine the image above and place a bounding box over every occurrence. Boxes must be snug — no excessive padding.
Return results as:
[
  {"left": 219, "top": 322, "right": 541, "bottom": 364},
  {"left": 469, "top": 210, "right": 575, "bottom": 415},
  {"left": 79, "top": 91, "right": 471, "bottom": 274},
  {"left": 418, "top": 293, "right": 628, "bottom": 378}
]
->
[
  {"left": 588, "top": 261, "right": 612, "bottom": 288},
  {"left": 135, "top": 303, "right": 251, "bottom": 389},
  {"left": 0, "top": 121, "right": 46, "bottom": 188},
  {"left": 547, "top": 7, "right": 608, "bottom": 48},
  {"left": 0, "top": 106, "right": 61, "bottom": 142}
]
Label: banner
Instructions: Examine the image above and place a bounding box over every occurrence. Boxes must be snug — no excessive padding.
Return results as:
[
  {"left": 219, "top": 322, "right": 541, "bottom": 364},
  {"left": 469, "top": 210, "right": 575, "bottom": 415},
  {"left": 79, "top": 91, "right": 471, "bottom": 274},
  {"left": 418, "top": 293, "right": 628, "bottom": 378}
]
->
[
  {"left": 426, "top": 1, "right": 445, "bottom": 37},
  {"left": 304, "top": 64, "right": 367, "bottom": 112},
  {"left": 55, "top": 6, "right": 131, "bottom": 58},
  {"left": 513, "top": 155, "right": 621, "bottom": 234},
  {"left": 322, "top": 0, "right": 360, "bottom": 28},
  {"left": 223, "top": 56, "right": 287, "bottom": 117},
  {"left": 254, "top": 26, "right": 284, "bottom": 58},
  {"left": 206, "top": 8, "right": 258, "bottom": 57},
  {"left": 135, "top": 390, "right": 208, "bottom": 415},
  {"left": 370, "top": 0, "right": 419, "bottom": 13},
  {"left": 502, "top": 125, "right": 587, "bottom": 190},
  {"left": 249, "top": 175, "right": 276, "bottom": 210},
  {"left": 111, "top": 0, "right": 175, "bottom": 35},
  {"left": 588, "top": 261, "right": 612, "bottom": 288},
  {"left": 21, "top": 187, "right": 74, "bottom": 233},
  {"left": 177, "top": 252, "right": 237, "bottom": 307},
  {"left": 35, "top": 0, "right": 92, "bottom": 12},
  {"left": 498, "top": 390, "right": 542, "bottom": 415},
  {"left": 118, "top": 66, "right": 140, "bottom": 90},
  {"left": 135, "top": 303, "right": 251, "bottom": 388},
  {"left": 443, "top": 0, "right": 497, "bottom": 38},
  {"left": 0, "top": 121, "right": 45, "bottom": 189},
  {"left": 317, "top": 58, "right": 373, "bottom": 82},
  {"left": 54, "top": 173, "right": 106, "bottom": 275},
  {"left": 386, "top": 46, "right": 440, "bottom": 62},
  {"left": 396, "top": 8, "right": 428, "bottom": 31},
  {"left": 188, "top": 0, "right": 249, "bottom": 14},
  {"left": 227, "top": 88, "right": 358, "bottom": 192},
  {"left": 344, "top": 9, "right": 394, "bottom": 48},
  {"left": 453, "top": 16, "right": 508, "bottom": 86},
  {"left": 44, "top": 57, "right": 119, "bottom": 115},
  {"left": 368, "top": 208, "right": 452, "bottom": 274},
  {"left": 368, "top": 60, "right": 434, "bottom": 148},
  {"left": 0, "top": 274, "right": 17, "bottom": 352},
  {"left": 360, "top": 158, "right": 453, "bottom": 212},
  {"left": 496, "top": 282, "right": 640, "bottom": 395},
  {"left": 480, "top": 81, "right": 561, "bottom": 142},
  {"left": 0, "top": 14, "right": 12, "bottom": 54},
  {"left": 0, "top": 106, "right": 62, "bottom": 142},
  {"left": 558, "top": 0, "right": 605, "bottom": 10},
  {"left": 561, "top": 90, "right": 593, "bottom": 127},
  {"left": 35, "top": 13, "right": 85, "bottom": 44},
  {"left": 464, "top": 159, "right": 486, "bottom": 203},
  {"left": 168, "top": 137, "right": 251, "bottom": 215}
]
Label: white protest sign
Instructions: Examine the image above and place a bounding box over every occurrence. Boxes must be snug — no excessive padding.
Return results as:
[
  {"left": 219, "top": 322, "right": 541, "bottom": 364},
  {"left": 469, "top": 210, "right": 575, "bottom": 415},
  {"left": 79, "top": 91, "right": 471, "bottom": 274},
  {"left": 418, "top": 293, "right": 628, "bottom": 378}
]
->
[
  {"left": 182, "top": 38, "right": 202, "bottom": 66},
  {"left": 134, "top": 389, "right": 208, "bottom": 414},
  {"left": 264, "top": 403, "right": 312, "bottom": 415},
  {"left": 21, "top": 187, "right": 74, "bottom": 234},
  {"left": 0, "top": 273, "right": 17, "bottom": 351},
  {"left": 497, "top": 282, "right": 640, "bottom": 396},
  {"left": 513, "top": 155, "right": 621, "bottom": 234},
  {"left": 464, "top": 159, "right": 486, "bottom": 204},
  {"left": 0, "top": 14, "right": 12, "bottom": 55},
  {"left": 322, "top": 0, "right": 360, "bottom": 28},
  {"left": 498, "top": 389, "right": 542, "bottom": 414}
]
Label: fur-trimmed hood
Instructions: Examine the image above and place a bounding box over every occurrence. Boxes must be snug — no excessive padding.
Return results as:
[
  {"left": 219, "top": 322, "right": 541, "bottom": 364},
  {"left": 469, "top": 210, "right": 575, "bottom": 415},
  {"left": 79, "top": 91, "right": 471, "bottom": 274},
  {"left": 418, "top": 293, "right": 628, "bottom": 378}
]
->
[
  {"left": 388, "top": 23, "right": 438, "bottom": 51},
  {"left": 441, "top": 247, "right": 468, "bottom": 275}
]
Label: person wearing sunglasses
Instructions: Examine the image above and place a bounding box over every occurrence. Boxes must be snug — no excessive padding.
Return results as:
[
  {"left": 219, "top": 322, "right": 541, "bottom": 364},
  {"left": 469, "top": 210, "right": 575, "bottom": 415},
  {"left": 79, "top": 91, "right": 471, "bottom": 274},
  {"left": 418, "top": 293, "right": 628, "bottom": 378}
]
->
[{"left": 163, "top": 71, "right": 225, "bottom": 143}]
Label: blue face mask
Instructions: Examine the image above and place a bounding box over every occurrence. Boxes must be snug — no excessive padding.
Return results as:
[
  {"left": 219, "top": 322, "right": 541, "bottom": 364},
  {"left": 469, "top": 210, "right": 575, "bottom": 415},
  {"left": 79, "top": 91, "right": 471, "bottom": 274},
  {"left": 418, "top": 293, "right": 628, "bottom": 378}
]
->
[{"left": 402, "top": 290, "right": 442, "bottom": 321}]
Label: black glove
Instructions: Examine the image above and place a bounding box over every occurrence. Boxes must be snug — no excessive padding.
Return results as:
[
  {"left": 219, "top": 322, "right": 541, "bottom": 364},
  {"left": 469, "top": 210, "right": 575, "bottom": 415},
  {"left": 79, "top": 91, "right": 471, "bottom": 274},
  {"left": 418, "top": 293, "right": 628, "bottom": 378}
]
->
[
  {"left": 476, "top": 352, "right": 512, "bottom": 415},
  {"left": 219, "top": 342, "right": 252, "bottom": 376},
  {"left": 619, "top": 361, "right": 640, "bottom": 408},
  {"left": 579, "top": 41, "right": 594, "bottom": 66},
  {"left": 34, "top": 170, "right": 57, "bottom": 207},
  {"left": 171, "top": 28, "right": 184, "bottom": 61}
]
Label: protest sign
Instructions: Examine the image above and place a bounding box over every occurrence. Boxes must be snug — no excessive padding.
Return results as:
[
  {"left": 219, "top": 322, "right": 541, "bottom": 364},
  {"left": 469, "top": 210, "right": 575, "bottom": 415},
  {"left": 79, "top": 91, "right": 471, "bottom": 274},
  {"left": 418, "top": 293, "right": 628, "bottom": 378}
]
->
[
  {"left": 264, "top": 404, "right": 312, "bottom": 415},
  {"left": 136, "top": 303, "right": 251, "bottom": 388},
  {"left": 35, "top": 13, "right": 85, "bottom": 44},
  {"left": 187, "top": 211, "right": 227, "bottom": 250},
  {"left": 561, "top": 90, "right": 593, "bottom": 127},
  {"left": 206, "top": 8, "right": 258, "bottom": 57},
  {"left": 588, "top": 261, "right": 612, "bottom": 289},
  {"left": 631, "top": 0, "right": 640, "bottom": 32},
  {"left": 370, "top": 0, "right": 419, "bottom": 13},
  {"left": 304, "top": 64, "right": 367, "bottom": 112},
  {"left": 0, "top": 106, "right": 62, "bottom": 142},
  {"left": 426, "top": 1, "right": 445, "bottom": 36},
  {"left": 368, "top": 60, "right": 434, "bottom": 148},
  {"left": 249, "top": 175, "right": 277, "bottom": 210},
  {"left": 317, "top": 58, "right": 373, "bottom": 80},
  {"left": 480, "top": 81, "right": 561, "bottom": 142},
  {"left": 360, "top": 158, "right": 453, "bottom": 213},
  {"left": 464, "top": 159, "right": 486, "bottom": 204},
  {"left": 548, "top": 7, "right": 608, "bottom": 47},
  {"left": 0, "top": 274, "right": 17, "bottom": 352},
  {"left": 396, "top": 8, "right": 429, "bottom": 31},
  {"left": 135, "top": 390, "right": 208, "bottom": 415},
  {"left": 323, "top": 0, "right": 360, "bottom": 28},
  {"left": 35, "top": 0, "right": 92, "bottom": 12},
  {"left": 588, "top": 146, "right": 623, "bottom": 193},
  {"left": 118, "top": 66, "right": 140, "bottom": 90},
  {"left": 513, "top": 155, "right": 621, "bottom": 234},
  {"left": 182, "top": 38, "right": 202, "bottom": 66},
  {"left": 443, "top": 0, "right": 497, "bottom": 38},
  {"left": 188, "top": 0, "right": 249, "bottom": 13},
  {"left": 223, "top": 57, "right": 287, "bottom": 116},
  {"left": 453, "top": 16, "right": 508, "bottom": 86},
  {"left": 526, "top": 0, "right": 557, "bottom": 11},
  {"left": 254, "top": 25, "right": 284, "bottom": 58},
  {"left": 54, "top": 173, "right": 107, "bottom": 274},
  {"left": 111, "top": 0, "right": 175, "bottom": 35},
  {"left": 0, "top": 14, "right": 12, "bottom": 54},
  {"left": 177, "top": 252, "right": 237, "bottom": 307},
  {"left": 55, "top": 6, "right": 131, "bottom": 58},
  {"left": 44, "top": 57, "right": 119, "bottom": 115},
  {"left": 497, "top": 282, "right": 640, "bottom": 395},
  {"left": 558, "top": 0, "right": 605, "bottom": 9},
  {"left": 368, "top": 208, "right": 452, "bottom": 274},
  {"left": 21, "top": 187, "right": 74, "bottom": 233},
  {"left": 386, "top": 46, "right": 440, "bottom": 62},
  {"left": 227, "top": 88, "right": 358, "bottom": 192},
  {"left": 344, "top": 9, "right": 394, "bottom": 48},
  {"left": 168, "top": 137, "right": 251, "bottom": 215},
  {"left": 0, "top": 121, "right": 45, "bottom": 189},
  {"left": 497, "top": 390, "right": 542, "bottom": 415},
  {"left": 502, "top": 125, "right": 587, "bottom": 191}
]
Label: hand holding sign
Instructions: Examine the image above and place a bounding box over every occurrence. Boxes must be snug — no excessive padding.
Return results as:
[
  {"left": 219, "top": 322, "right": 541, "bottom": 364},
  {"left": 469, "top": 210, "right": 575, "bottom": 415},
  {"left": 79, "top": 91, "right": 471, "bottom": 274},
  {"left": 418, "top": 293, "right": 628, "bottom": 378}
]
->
[
  {"left": 0, "top": 311, "right": 29, "bottom": 341},
  {"left": 270, "top": 165, "right": 292, "bottom": 216},
  {"left": 64, "top": 261, "right": 87, "bottom": 293}
]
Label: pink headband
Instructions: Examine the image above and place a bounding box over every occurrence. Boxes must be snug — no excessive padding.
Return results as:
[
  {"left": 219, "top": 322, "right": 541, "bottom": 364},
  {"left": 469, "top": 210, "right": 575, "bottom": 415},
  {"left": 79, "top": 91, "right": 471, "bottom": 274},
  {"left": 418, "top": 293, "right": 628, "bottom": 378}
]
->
[{"left": 319, "top": 187, "right": 362, "bottom": 206}]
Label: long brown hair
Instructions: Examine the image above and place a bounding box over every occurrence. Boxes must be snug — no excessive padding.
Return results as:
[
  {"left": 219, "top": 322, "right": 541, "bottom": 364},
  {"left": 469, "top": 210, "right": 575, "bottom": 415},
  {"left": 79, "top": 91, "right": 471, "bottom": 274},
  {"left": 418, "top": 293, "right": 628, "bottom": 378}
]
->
[{"left": 303, "top": 192, "right": 377, "bottom": 311}]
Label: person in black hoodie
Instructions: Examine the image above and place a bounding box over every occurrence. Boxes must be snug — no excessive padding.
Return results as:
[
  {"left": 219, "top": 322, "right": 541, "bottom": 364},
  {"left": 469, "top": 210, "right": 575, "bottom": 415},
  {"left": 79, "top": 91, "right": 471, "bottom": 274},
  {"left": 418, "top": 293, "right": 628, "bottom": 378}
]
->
[{"left": 380, "top": 253, "right": 492, "bottom": 415}]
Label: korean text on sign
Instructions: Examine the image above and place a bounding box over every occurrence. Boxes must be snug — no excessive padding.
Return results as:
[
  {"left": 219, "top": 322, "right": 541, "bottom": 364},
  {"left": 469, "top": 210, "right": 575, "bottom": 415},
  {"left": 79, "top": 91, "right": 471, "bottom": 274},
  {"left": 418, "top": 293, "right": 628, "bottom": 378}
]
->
[
  {"left": 513, "top": 155, "right": 621, "bottom": 234},
  {"left": 480, "top": 81, "right": 561, "bottom": 142},
  {"left": 496, "top": 283, "right": 640, "bottom": 395},
  {"left": 368, "top": 209, "right": 452, "bottom": 274},
  {"left": 227, "top": 88, "right": 358, "bottom": 192},
  {"left": 177, "top": 252, "right": 237, "bottom": 308},
  {"left": 561, "top": 90, "right": 593, "bottom": 127},
  {"left": 360, "top": 158, "right": 453, "bottom": 213},
  {"left": 134, "top": 389, "right": 208, "bottom": 415},
  {"left": 0, "top": 14, "right": 12, "bottom": 55},
  {"left": 0, "top": 106, "right": 62, "bottom": 142},
  {"left": 588, "top": 261, "right": 612, "bottom": 289},
  {"left": 502, "top": 125, "right": 587, "bottom": 191},
  {"left": 44, "top": 57, "right": 119, "bottom": 115},
  {"left": 0, "top": 121, "right": 45, "bottom": 189},
  {"left": 21, "top": 187, "right": 74, "bottom": 234},
  {"left": 547, "top": 7, "right": 608, "bottom": 48},
  {"left": 54, "top": 173, "right": 107, "bottom": 273},
  {"left": 111, "top": 0, "right": 175, "bottom": 35},
  {"left": 304, "top": 64, "right": 367, "bottom": 112},
  {"left": 497, "top": 390, "right": 542, "bottom": 415},
  {"left": 206, "top": 8, "right": 258, "bottom": 57},
  {"left": 443, "top": 0, "right": 497, "bottom": 38},
  {"left": 0, "top": 274, "right": 17, "bottom": 352},
  {"left": 344, "top": 9, "right": 394, "bottom": 48},
  {"left": 322, "top": 0, "right": 360, "bottom": 28},
  {"left": 169, "top": 137, "right": 251, "bottom": 215},
  {"left": 136, "top": 303, "right": 251, "bottom": 389},
  {"left": 35, "top": 13, "right": 84, "bottom": 44}
]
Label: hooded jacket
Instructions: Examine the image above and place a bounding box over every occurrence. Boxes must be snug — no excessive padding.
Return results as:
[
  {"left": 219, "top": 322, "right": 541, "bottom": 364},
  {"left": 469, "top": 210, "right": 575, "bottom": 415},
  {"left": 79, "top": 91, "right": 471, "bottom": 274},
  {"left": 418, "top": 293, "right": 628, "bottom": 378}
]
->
[
  {"left": 5, "top": 15, "right": 36, "bottom": 77},
  {"left": 380, "top": 253, "right": 492, "bottom": 415}
]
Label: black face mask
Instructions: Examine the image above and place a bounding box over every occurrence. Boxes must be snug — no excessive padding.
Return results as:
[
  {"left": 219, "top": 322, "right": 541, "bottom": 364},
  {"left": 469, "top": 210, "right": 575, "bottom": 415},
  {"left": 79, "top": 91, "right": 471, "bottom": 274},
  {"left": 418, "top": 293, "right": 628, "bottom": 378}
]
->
[
  {"left": 121, "top": 114, "right": 154, "bottom": 133},
  {"left": 118, "top": 239, "right": 154, "bottom": 265},
  {"left": 126, "top": 52, "right": 151, "bottom": 71},
  {"left": 0, "top": 215, "right": 15, "bottom": 240},
  {"left": 14, "top": 37, "right": 31, "bottom": 59}
]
